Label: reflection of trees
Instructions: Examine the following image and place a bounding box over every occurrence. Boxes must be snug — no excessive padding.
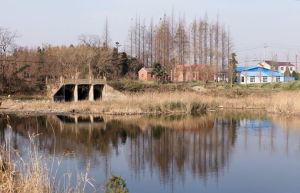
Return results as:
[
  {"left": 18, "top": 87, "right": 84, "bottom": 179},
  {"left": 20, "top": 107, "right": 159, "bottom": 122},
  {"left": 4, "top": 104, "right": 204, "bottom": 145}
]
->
[
  {"left": 128, "top": 117, "right": 237, "bottom": 184},
  {"left": 0, "top": 115, "right": 7, "bottom": 144},
  {"left": 0, "top": 114, "right": 237, "bottom": 185}
]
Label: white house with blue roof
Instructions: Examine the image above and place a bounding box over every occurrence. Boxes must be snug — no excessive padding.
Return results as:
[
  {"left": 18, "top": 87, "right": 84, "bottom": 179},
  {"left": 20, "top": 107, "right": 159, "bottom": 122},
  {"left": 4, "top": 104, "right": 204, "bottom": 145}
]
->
[{"left": 236, "top": 66, "right": 285, "bottom": 84}]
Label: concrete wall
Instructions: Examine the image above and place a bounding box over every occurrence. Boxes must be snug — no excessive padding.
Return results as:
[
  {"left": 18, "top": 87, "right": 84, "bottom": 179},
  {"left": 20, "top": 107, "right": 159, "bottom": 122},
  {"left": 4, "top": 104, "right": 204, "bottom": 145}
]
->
[{"left": 102, "top": 84, "right": 126, "bottom": 99}]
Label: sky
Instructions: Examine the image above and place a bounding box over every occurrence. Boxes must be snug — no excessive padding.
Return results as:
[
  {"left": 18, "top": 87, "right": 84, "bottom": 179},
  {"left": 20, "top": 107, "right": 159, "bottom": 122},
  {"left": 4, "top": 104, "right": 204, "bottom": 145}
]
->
[{"left": 1, "top": 0, "right": 300, "bottom": 63}]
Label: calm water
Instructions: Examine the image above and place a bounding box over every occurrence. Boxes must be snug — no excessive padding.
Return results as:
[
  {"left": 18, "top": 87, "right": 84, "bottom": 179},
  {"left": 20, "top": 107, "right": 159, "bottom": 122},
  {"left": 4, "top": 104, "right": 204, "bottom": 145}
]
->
[{"left": 1, "top": 112, "right": 300, "bottom": 193}]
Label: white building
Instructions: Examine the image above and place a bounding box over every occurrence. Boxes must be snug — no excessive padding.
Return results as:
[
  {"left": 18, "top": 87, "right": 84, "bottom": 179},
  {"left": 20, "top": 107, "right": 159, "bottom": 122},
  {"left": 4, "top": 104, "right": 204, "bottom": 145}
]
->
[
  {"left": 236, "top": 66, "right": 285, "bottom": 85},
  {"left": 258, "top": 60, "right": 296, "bottom": 74}
]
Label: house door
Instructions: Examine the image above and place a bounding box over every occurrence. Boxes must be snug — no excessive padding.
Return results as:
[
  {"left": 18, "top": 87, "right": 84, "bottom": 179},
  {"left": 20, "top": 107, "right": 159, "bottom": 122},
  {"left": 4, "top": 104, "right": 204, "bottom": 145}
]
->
[{"left": 183, "top": 72, "right": 186, "bottom": 81}]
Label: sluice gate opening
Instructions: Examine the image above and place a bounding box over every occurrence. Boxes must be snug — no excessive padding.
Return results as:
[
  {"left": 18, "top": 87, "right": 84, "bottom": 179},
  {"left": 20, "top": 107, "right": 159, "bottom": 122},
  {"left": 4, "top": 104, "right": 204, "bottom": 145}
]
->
[
  {"left": 53, "top": 85, "right": 75, "bottom": 102},
  {"left": 53, "top": 84, "right": 105, "bottom": 102},
  {"left": 78, "top": 84, "right": 89, "bottom": 101},
  {"left": 94, "top": 85, "right": 104, "bottom": 100}
]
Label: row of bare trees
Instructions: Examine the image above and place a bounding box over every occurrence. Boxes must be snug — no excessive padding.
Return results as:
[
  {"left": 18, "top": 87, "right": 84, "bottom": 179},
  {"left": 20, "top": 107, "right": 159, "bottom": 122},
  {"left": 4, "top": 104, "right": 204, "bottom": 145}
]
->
[
  {"left": 127, "top": 14, "right": 232, "bottom": 72},
  {"left": 0, "top": 28, "right": 142, "bottom": 94}
]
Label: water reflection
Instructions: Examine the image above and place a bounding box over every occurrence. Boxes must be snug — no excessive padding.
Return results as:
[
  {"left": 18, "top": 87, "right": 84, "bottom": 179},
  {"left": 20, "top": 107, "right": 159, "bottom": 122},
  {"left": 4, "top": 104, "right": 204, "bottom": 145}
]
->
[{"left": 1, "top": 112, "right": 300, "bottom": 192}]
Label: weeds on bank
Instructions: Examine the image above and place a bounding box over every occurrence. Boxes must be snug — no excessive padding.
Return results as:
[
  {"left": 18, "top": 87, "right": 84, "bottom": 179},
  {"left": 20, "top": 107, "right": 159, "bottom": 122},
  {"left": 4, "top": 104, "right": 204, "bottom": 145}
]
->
[{"left": 0, "top": 134, "right": 96, "bottom": 193}]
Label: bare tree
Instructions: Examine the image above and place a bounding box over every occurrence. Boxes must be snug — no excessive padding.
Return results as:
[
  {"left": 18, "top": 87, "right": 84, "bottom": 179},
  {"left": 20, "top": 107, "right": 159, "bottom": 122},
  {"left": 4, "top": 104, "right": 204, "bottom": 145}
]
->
[
  {"left": 221, "top": 27, "right": 227, "bottom": 70},
  {"left": 125, "top": 13, "right": 232, "bottom": 73},
  {"left": 198, "top": 21, "right": 204, "bottom": 65},
  {"left": 214, "top": 17, "right": 220, "bottom": 69},
  {"left": 78, "top": 34, "right": 102, "bottom": 48},
  {"left": 0, "top": 27, "right": 17, "bottom": 55},
  {"left": 174, "top": 19, "right": 189, "bottom": 65},
  {"left": 209, "top": 24, "right": 214, "bottom": 66},
  {"left": 0, "top": 27, "right": 18, "bottom": 90},
  {"left": 203, "top": 15, "right": 208, "bottom": 65},
  {"left": 103, "top": 17, "right": 110, "bottom": 48},
  {"left": 191, "top": 19, "right": 197, "bottom": 64}
]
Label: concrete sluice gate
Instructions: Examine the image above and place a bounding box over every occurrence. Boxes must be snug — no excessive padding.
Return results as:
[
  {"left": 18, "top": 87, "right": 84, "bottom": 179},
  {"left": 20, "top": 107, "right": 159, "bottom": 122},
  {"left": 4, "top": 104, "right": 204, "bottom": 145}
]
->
[{"left": 54, "top": 84, "right": 104, "bottom": 102}]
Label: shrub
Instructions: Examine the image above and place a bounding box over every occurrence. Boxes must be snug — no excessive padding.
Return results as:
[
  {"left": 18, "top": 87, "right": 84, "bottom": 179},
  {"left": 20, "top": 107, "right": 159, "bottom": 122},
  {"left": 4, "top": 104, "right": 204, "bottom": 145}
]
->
[
  {"left": 164, "top": 101, "right": 185, "bottom": 111},
  {"left": 187, "top": 102, "right": 207, "bottom": 114},
  {"left": 103, "top": 176, "right": 129, "bottom": 193}
]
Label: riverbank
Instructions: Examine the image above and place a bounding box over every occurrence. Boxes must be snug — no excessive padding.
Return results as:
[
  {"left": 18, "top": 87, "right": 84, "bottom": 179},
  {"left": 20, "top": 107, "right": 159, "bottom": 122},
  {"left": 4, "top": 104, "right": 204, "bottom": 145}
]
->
[{"left": 1, "top": 89, "right": 300, "bottom": 116}]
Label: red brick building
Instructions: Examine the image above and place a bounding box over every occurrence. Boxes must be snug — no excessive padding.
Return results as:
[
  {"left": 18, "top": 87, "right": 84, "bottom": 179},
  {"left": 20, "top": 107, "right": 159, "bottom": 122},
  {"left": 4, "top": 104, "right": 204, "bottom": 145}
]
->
[
  {"left": 138, "top": 67, "right": 154, "bottom": 81},
  {"left": 170, "top": 65, "right": 214, "bottom": 82}
]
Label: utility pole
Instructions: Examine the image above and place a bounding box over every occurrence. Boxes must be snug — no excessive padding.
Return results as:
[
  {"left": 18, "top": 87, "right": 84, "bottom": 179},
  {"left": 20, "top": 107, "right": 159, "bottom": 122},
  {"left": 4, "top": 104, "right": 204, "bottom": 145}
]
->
[
  {"left": 296, "top": 54, "right": 298, "bottom": 72},
  {"left": 263, "top": 43, "right": 268, "bottom": 61}
]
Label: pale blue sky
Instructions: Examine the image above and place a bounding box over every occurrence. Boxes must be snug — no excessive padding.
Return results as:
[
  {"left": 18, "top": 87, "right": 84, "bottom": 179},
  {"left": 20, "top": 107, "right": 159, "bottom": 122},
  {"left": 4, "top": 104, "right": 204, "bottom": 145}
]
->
[{"left": 1, "top": 0, "right": 300, "bottom": 62}]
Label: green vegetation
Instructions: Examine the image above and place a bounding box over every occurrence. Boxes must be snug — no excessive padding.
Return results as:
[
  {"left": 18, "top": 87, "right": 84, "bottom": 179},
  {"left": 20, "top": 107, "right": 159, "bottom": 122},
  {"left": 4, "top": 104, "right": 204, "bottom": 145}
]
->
[
  {"left": 292, "top": 71, "right": 300, "bottom": 80},
  {"left": 228, "top": 53, "right": 238, "bottom": 87},
  {"left": 284, "top": 67, "right": 291, "bottom": 77},
  {"left": 103, "top": 176, "right": 129, "bottom": 193},
  {"left": 152, "top": 62, "right": 168, "bottom": 83},
  {"left": 108, "top": 80, "right": 191, "bottom": 93}
]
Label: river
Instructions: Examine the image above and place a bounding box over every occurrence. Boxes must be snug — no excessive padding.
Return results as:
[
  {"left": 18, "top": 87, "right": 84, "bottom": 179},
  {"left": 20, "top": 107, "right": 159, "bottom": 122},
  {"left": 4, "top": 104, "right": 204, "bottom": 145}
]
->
[{"left": 0, "top": 111, "right": 300, "bottom": 193}]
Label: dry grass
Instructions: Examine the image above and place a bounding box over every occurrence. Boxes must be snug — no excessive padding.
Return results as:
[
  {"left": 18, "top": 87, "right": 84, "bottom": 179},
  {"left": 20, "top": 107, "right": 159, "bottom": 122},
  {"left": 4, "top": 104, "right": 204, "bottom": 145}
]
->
[
  {"left": 1, "top": 90, "right": 300, "bottom": 115},
  {"left": 0, "top": 135, "right": 95, "bottom": 193}
]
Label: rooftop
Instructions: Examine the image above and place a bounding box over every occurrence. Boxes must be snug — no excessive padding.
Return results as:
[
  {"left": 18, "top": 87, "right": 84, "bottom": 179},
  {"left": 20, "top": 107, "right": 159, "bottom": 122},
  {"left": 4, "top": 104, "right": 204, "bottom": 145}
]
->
[
  {"left": 141, "top": 67, "right": 153, "bottom": 73},
  {"left": 264, "top": 60, "right": 295, "bottom": 67},
  {"left": 236, "top": 66, "right": 284, "bottom": 77}
]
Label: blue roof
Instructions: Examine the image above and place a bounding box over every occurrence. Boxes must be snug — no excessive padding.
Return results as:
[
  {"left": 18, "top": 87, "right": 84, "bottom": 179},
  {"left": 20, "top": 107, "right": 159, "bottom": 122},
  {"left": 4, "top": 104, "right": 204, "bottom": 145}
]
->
[
  {"left": 236, "top": 66, "right": 257, "bottom": 73},
  {"left": 236, "top": 66, "right": 284, "bottom": 77}
]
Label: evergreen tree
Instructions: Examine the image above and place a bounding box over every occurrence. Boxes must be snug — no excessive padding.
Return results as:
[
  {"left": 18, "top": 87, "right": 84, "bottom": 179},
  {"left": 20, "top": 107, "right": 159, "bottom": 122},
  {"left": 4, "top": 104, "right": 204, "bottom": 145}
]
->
[
  {"left": 120, "top": 52, "right": 129, "bottom": 76},
  {"left": 152, "top": 62, "right": 167, "bottom": 83},
  {"left": 291, "top": 71, "right": 299, "bottom": 80},
  {"left": 284, "top": 68, "right": 291, "bottom": 77},
  {"left": 229, "top": 53, "right": 238, "bottom": 87}
]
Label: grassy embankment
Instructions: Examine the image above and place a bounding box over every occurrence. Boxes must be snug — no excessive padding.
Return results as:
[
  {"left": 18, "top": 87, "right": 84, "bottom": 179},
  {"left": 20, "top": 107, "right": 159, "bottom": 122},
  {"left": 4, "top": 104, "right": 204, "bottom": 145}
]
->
[{"left": 1, "top": 80, "right": 300, "bottom": 115}]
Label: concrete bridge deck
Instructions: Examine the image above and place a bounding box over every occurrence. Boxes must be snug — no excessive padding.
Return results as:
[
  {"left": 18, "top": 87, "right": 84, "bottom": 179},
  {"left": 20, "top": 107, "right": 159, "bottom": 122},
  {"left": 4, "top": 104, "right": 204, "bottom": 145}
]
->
[{"left": 60, "top": 78, "right": 106, "bottom": 85}]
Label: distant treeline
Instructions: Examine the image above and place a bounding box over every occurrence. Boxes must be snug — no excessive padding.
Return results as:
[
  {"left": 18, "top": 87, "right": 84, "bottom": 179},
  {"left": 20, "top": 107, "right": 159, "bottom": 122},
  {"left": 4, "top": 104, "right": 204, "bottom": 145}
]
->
[
  {"left": 126, "top": 14, "right": 232, "bottom": 72},
  {"left": 0, "top": 44, "right": 143, "bottom": 94},
  {"left": 0, "top": 13, "right": 232, "bottom": 94}
]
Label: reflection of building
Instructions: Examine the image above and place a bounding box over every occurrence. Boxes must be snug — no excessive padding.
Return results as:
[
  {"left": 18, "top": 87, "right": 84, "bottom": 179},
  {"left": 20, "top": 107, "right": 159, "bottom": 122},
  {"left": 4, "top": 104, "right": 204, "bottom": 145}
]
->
[{"left": 239, "top": 119, "right": 271, "bottom": 130}]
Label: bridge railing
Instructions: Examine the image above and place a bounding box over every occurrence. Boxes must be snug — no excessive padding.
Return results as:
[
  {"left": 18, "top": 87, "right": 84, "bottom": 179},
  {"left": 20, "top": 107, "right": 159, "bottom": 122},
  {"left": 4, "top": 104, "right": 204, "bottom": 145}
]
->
[{"left": 62, "top": 78, "right": 106, "bottom": 85}]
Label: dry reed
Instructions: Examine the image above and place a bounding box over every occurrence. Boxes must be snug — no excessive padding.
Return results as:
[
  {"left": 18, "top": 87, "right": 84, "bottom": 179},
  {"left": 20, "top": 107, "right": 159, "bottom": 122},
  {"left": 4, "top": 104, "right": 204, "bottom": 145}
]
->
[
  {"left": 1, "top": 90, "right": 300, "bottom": 115},
  {"left": 0, "top": 135, "right": 95, "bottom": 193}
]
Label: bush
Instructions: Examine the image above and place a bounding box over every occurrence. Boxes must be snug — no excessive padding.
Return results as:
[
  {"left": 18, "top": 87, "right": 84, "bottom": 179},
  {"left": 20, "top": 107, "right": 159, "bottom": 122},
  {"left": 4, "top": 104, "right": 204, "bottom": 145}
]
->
[
  {"left": 187, "top": 102, "right": 207, "bottom": 114},
  {"left": 103, "top": 176, "right": 129, "bottom": 193},
  {"left": 164, "top": 101, "right": 185, "bottom": 111}
]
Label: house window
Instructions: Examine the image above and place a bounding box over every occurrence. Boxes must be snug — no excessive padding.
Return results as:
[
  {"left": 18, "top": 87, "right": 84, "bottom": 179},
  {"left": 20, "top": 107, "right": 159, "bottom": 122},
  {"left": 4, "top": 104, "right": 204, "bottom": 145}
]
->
[
  {"left": 263, "top": 76, "right": 268, "bottom": 83},
  {"left": 250, "top": 76, "right": 255, "bottom": 83},
  {"left": 241, "top": 76, "right": 245, "bottom": 83},
  {"left": 24, "top": 72, "right": 30, "bottom": 79},
  {"left": 280, "top": 67, "right": 284, "bottom": 71},
  {"left": 276, "top": 77, "right": 280, "bottom": 82},
  {"left": 290, "top": 67, "right": 293, "bottom": 71}
]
